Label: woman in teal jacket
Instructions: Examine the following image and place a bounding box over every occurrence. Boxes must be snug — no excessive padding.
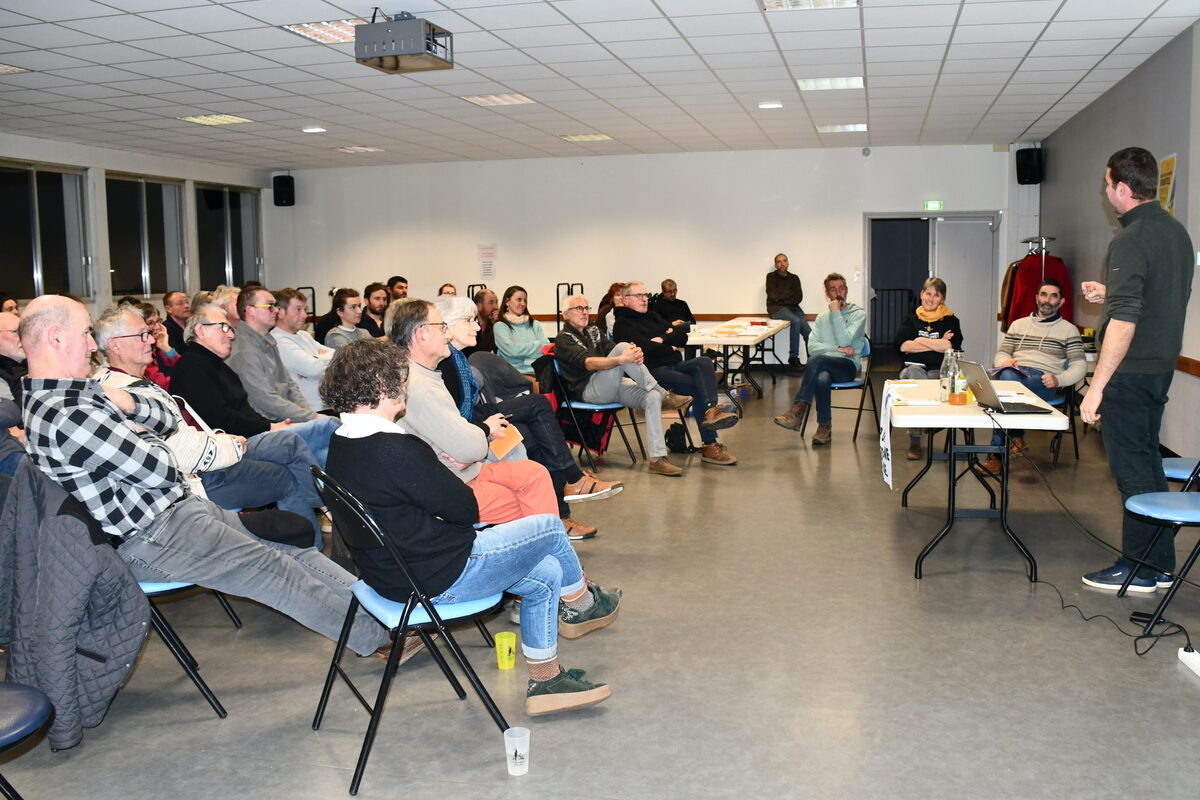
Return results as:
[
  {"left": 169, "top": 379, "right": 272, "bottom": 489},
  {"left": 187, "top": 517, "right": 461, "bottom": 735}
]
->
[{"left": 494, "top": 285, "right": 548, "bottom": 377}]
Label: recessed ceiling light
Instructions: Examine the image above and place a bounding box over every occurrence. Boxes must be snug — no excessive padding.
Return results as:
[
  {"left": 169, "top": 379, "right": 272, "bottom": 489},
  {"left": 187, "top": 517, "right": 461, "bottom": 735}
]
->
[
  {"left": 461, "top": 93, "right": 536, "bottom": 107},
  {"left": 177, "top": 114, "right": 252, "bottom": 126},
  {"left": 559, "top": 133, "right": 613, "bottom": 142},
  {"left": 282, "top": 19, "right": 367, "bottom": 44},
  {"left": 798, "top": 76, "right": 864, "bottom": 91},
  {"left": 0, "top": 63, "right": 30, "bottom": 75},
  {"left": 301, "top": 126, "right": 327, "bottom": 133},
  {"left": 763, "top": 0, "right": 859, "bottom": 8},
  {"left": 335, "top": 145, "right": 383, "bottom": 153},
  {"left": 758, "top": 101, "right": 784, "bottom": 110},
  {"left": 817, "top": 123, "right": 867, "bottom": 133}
]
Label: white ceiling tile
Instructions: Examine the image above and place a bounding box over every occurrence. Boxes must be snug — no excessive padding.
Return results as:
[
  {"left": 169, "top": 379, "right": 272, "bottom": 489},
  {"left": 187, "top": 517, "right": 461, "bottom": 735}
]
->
[
  {"left": 1042, "top": 20, "right": 1141, "bottom": 40},
  {"left": 0, "top": 0, "right": 121, "bottom": 21},
  {"left": 454, "top": 49, "right": 536, "bottom": 68},
  {"left": 55, "top": 42, "right": 163, "bottom": 64},
  {"left": 458, "top": 4, "right": 570, "bottom": 30},
  {"left": 183, "top": 52, "right": 287, "bottom": 72},
  {"left": 475, "top": 64, "right": 561, "bottom": 81},
  {"left": 783, "top": 48, "right": 862, "bottom": 67},
  {"left": 553, "top": 60, "right": 635, "bottom": 77},
  {"left": 523, "top": 43, "right": 611, "bottom": 62},
  {"left": 572, "top": 73, "right": 650, "bottom": 89},
  {"left": 952, "top": 23, "right": 1045, "bottom": 44},
  {"left": 946, "top": 41, "right": 1033, "bottom": 59},
  {"left": 776, "top": 29, "right": 861, "bottom": 50},
  {"left": 1112, "top": 36, "right": 1173, "bottom": 55},
  {"left": 0, "top": 72, "right": 75, "bottom": 89},
  {"left": 645, "top": 70, "right": 720, "bottom": 86},
  {"left": 0, "top": 23, "right": 105, "bottom": 48},
  {"left": 49, "top": 65, "right": 147, "bottom": 83},
  {"left": 865, "top": 26, "right": 951, "bottom": 47},
  {"left": 1134, "top": 17, "right": 1195, "bottom": 37},
  {"left": 1057, "top": 0, "right": 1162, "bottom": 21},
  {"left": 1098, "top": 52, "right": 1154, "bottom": 69},
  {"left": 863, "top": 4, "right": 959, "bottom": 28},
  {"left": 766, "top": 7, "right": 859, "bottom": 32},
  {"left": 674, "top": 13, "right": 769, "bottom": 37},
  {"left": 141, "top": 6, "right": 268, "bottom": 33},
  {"left": 1027, "top": 38, "right": 1121, "bottom": 57},
  {"left": 958, "top": 0, "right": 1058, "bottom": 25},
  {"left": 1158, "top": 0, "right": 1200, "bottom": 14},
  {"left": 230, "top": 0, "right": 356, "bottom": 26},
  {"left": 131, "top": 34, "right": 237, "bottom": 58},
  {"left": 866, "top": 45, "right": 946, "bottom": 62},
  {"left": 118, "top": 59, "right": 214, "bottom": 78},
  {"left": 625, "top": 55, "right": 707, "bottom": 72},
  {"left": 550, "top": 0, "right": 662, "bottom": 24},
  {"left": 258, "top": 45, "right": 345, "bottom": 66},
  {"left": 581, "top": 18, "right": 678, "bottom": 42},
  {"left": 0, "top": 50, "right": 93, "bottom": 71},
  {"left": 201, "top": 26, "right": 309, "bottom": 51}
]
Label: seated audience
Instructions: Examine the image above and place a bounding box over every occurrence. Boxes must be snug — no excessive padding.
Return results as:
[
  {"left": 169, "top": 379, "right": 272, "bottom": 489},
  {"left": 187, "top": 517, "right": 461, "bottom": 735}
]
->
[
  {"left": 595, "top": 282, "right": 626, "bottom": 336},
  {"left": 494, "top": 285, "right": 548, "bottom": 380},
  {"left": 360, "top": 282, "right": 389, "bottom": 338},
  {"left": 555, "top": 294, "right": 692, "bottom": 477},
  {"left": 127, "top": 301, "right": 179, "bottom": 388},
  {"left": 434, "top": 296, "right": 622, "bottom": 540},
  {"left": 614, "top": 281, "right": 738, "bottom": 466},
  {"left": 271, "top": 287, "right": 334, "bottom": 413},
  {"left": 981, "top": 278, "right": 1085, "bottom": 474},
  {"left": 388, "top": 300, "right": 562, "bottom": 525},
  {"left": 322, "top": 339, "right": 618, "bottom": 715},
  {"left": 387, "top": 275, "right": 408, "bottom": 300},
  {"left": 0, "top": 295, "right": 17, "bottom": 315},
  {"left": 189, "top": 290, "right": 212, "bottom": 316},
  {"left": 325, "top": 288, "right": 372, "bottom": 349},
  {"left": 651, "top": 279, "right": 696, "bottom": 325},
  {"left": 212, "top": 285, "right": 240, "bottom": 328},
  {"left": 162, "top": 290, "right": 190, "bottom": 354},
  {"left": 438, "top": 283, "right": 457, "bottom": 296},
  {"left": 18, "top": 295, "right": 390, "bottom": 658},
  {"left": 463, "top": 288, "right": 498, "bottom": 357},
  {"left": 0, "top": 311, "right": 24, "bottom": 478},
  {"left": 895, "top": 277, "right": 961, "bottom": 460},
  {"left": 171, "top": 304, "right": 338, "bottom": 464},
  {"left": 766, "top": 252, "right": 812, "bottom": 369},
  {"left": 773, "top": 273, "right": 866, "bottom": 446}
]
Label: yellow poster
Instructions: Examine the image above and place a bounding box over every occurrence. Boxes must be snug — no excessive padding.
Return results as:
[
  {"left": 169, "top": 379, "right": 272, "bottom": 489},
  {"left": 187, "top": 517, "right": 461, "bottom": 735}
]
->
[{"left": 1158, "top": 153, "right": 1177, "bottom": 215}]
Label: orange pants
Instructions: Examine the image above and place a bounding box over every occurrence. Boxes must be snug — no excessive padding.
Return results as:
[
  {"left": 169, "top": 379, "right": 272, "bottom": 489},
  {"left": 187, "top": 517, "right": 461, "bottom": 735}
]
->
[{"left": 468, "top": 460, "right": 558, "bottom": 524}]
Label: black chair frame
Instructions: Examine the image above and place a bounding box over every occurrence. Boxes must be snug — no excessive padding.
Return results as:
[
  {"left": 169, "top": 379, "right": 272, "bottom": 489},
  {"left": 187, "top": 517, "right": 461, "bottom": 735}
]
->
[
  {"left": 797, "top": 336, "right": 880, "bottom": 442},
  {"left": 310, "top": 467, "right": 508, "bottom": 796},
  {"left": 1116, "top": 459, "right": 1200, "bottom": 610},
  {"left": 1049, "top": 385, "right": 1080, "bottom": 468},
  {"left": 546, "top": 354, "right": 645, "bottom": 471}
]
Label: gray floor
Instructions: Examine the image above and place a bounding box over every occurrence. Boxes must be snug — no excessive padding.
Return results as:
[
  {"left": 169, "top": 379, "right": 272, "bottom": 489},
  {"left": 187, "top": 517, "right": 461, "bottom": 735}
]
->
[{"left": 7, "top": 367, "right": 1200, "bottom": 799}]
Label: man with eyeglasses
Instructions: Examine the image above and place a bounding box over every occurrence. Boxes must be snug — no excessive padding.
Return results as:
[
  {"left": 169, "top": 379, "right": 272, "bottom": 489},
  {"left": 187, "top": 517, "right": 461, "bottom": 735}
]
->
[
  {"left": 171, "top": 304, "right": 339, "bottom": 465},
  {"left": 15, "top": 294, "right": 390, "bottom": 658},
  {"left": 0, "top": 310, "right": 27, "bottom": 487},
  {"left": 555, "top": 294, "right": 692, "bottom": 477}
]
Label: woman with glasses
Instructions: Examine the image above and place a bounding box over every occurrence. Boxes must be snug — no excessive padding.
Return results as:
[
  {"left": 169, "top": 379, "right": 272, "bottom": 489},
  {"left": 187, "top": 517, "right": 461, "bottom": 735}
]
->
[
  {"left": 493, "top": 285, "right": 548, "bottom": 383},
  {"left": 325, "top": 288, "right": 373, "bottom": 349},
  {"left": 120, "top": 301, "right": 179, "bottom": 390}
]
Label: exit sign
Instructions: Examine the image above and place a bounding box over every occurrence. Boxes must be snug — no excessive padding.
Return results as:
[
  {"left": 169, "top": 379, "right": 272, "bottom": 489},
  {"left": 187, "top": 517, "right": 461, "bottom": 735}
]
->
[{"left": 924, "top": 200, "right": 944, "bottom": 211}]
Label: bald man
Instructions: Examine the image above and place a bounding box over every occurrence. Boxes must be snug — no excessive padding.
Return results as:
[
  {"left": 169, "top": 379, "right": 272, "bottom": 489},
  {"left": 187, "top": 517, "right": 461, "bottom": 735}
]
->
[{"left": 17, "top": 295, "right": 389, "bottom": 658}]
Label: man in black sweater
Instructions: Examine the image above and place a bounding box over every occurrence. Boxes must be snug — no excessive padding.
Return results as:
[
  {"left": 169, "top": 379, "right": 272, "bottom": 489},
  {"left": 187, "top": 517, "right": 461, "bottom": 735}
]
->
[{"left": 613, "top": 281, "right": 739, "bottom": 466}]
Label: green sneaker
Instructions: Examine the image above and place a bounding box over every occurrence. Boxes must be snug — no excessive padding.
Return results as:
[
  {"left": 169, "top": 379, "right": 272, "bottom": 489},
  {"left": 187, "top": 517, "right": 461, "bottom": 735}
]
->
[
  {"left": 559, "top": 584, "right": 621, "bottom": 640},
  {"left": 525, "top": 669, "right": 611, "bottom": 716}
]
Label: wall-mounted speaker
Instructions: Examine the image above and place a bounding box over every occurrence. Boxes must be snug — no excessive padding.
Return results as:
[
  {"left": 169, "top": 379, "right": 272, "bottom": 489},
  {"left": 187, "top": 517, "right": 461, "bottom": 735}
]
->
[
  {"left": 1015, "top": 148, "right": 1043, "bottom": 185},
  {"left": 273, "top": 175, "right": 295, "bottom": 206}
]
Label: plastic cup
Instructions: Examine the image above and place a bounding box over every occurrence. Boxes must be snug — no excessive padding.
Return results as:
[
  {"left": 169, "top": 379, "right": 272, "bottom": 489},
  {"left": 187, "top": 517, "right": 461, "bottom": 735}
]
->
[
  {"left": 494, "top": 631, "right": 516, "bottom": 670},
  {"left": 504, "top": 726, "right": 530, "bottom": 776}
]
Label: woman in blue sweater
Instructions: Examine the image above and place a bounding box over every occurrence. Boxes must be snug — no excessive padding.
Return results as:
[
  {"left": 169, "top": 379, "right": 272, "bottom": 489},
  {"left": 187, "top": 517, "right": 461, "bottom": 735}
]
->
[{"left": 494, "top": 285, "right": 548, "bottom": 378}]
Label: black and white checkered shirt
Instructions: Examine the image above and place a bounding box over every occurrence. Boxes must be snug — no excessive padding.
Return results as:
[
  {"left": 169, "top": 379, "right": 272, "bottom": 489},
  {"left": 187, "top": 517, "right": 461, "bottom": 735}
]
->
[{"left": 22, "top": 377, "right": 186, "bottom": 539}]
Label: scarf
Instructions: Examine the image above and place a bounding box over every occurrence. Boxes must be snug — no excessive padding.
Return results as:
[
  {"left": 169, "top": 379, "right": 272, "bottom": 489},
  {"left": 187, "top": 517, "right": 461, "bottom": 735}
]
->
[
  {"left": 502, "top": 311, "right": 530, "bottom": 326},
  {"left": 1034, "top": 310, "right": 1062, "bottom": 323},
  {"left": 915, "top": 303, "right": 953, "bottom": 323},
  {"left": 449, "top": 345, "right": 480, "bottom": 421}
]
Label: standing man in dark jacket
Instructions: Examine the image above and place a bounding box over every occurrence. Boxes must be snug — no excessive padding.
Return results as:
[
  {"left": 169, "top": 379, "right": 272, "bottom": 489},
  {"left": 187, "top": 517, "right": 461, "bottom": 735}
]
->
[
  {"left": 1080, "top": 147, "right": 1195, "bottom": 593},
  {"left": 613, "top": 282, "right": 739, "bottom": 466},
  {"left": 766, "top": 252, "right": 811, "bottom": 369}
]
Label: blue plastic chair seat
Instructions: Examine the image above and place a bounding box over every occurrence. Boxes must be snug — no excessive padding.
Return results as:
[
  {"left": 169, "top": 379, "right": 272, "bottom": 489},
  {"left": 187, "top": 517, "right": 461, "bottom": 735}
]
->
[
  {"left": 139, "top": 581, "right": 195, "bottom": 595},
  {"left": 351, "top": 581, "right": 503, "bottom": 629},
  {"left": 0, "top": 683, "right": 51, "bottom": 748},
  {"left": 1047, "top": 394, "right": 1066, "bottom": 407},
  {"left": 562, "top": 399, "right": 623, "bottom": 412},
  {"left": 1163, "top": 458, "right": 1199, "bottom": 482},
  {"left": 1125, "top": 492, "right": 1200, "bottom": 525}
]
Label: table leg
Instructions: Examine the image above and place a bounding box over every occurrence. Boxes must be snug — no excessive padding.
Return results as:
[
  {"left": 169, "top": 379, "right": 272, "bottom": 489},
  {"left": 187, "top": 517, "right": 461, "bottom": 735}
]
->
[
  {"left": 901, "top": 429, "right": 937, "bottom": 508},
  {"left": 915, "top": 428, "right": 958, "bottom": 579},
  {"left": 740, "top": 344, "right": 765, "bottom": 398},
  {"left": 996, "top": 445, "right": 1037, "bottom": 582}
]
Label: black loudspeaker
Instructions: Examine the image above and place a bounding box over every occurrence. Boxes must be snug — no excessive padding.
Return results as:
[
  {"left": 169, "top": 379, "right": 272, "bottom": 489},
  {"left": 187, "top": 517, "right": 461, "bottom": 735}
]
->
[
  {"left": 273, "top": 175, "right": 295, "bottom": 206},
  {"left": 1015, "top": 148, "right": 1043, "bottom": 185}
]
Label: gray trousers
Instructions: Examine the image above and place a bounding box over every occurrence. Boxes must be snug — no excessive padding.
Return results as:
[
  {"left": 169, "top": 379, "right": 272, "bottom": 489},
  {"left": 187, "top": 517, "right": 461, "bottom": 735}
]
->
[
  {"left": 117, "top": 494, "right": 388, "bottom": 656},
  {"left": 581, "top": 343, "right": 668, "bottom": 459},
  {"left": 899, "top": 364, "right": 939, "bottom": 442}
]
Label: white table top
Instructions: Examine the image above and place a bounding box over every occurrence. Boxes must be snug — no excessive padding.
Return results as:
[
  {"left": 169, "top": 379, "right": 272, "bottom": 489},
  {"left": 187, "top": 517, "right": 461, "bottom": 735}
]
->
[
  {"left": 886, "top": 379, "right": 1068, "bottom": 431},
  {"left": 687, "top": 317, "right": 788, "bottom": 347}
]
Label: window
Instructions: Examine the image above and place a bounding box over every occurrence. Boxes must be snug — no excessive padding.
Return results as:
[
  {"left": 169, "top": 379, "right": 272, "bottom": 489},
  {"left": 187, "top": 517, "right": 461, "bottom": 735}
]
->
[
  {"left": 0, "top": 164, "right": 88, "bottom": 300},
  {"left": 196, "top": 186, "right": 261, "bottom": 289},
  {"left": 105, "top": 176, "right": 184, "bottom": 297}
]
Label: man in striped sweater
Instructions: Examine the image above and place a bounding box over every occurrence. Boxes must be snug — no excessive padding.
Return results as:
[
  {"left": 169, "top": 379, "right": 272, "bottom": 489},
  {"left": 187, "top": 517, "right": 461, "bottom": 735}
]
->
[{"left": 980, "top": 278, "right": 1085, "bottom": 473}]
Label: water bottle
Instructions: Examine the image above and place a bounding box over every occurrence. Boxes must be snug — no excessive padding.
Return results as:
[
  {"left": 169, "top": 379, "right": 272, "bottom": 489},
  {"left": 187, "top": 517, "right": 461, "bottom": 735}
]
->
[
  {"left": 949, "top": 350, "right": 968, "bottom": 405},
  {"left": 938, "top": 349, "right": 954, "bottom": 403}
]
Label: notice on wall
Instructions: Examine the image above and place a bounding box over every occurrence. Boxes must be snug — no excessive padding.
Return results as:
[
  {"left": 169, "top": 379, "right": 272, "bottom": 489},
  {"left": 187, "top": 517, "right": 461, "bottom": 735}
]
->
[
  {"left": 1159, "top": 153, "right": 1177, "bottom": 215},
  {"left": 478, "top": 244, "right": 497, "bottom": 280}
]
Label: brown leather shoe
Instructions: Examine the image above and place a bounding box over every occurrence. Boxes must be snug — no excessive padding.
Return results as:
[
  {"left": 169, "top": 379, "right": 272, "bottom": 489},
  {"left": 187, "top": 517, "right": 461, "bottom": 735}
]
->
[
  {"left": 661, "top": 391, "right": 693, "bottom": 411},
  {"left": 374, "top": 632, "right": 430, "bottom": 664},
  {"left": 976, "top": 455, "right": 1003, "bottom": 476},
  {"left": 812, "top": 423, "right": 832, "bottom": 446},
  {"left": 906, "top": 441, "right": 923, "bottom": 460},
  {"left": 700, "top": 406, "right": 739, "bottom": 431},
  {"left": 773, "top": 401, "right": 809, "bottom": 431},
  {"left": 562, "top": 472, "right": 624, "bottom": 503},
  {"left": 1008, "top": 437, "right": 1027, "bottom": 456},
  {"left": 562, "top": 517, "right": 598, "bottom": 540},
  {"left": 648, "top": 457, "right": 683, "bottom": 477},
  {"left": 700, "top": 442, "right": 737, "bottom": 465}
]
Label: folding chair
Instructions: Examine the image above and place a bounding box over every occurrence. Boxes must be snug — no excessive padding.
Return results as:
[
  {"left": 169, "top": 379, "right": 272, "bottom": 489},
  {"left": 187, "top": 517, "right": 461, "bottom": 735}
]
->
[
  {"left": 1048, "top": 385, "right": 1079, "bottom": 467},
  {"left": 545, "top": 349, "right": 645, "bottom": 472},
  {"left": 1117, "top": 491, "right": 1200, "bottom": 634},
  {"left": 0, "top": 683, "right": 51, "bottom": 800},
  {"left": 310, "top": 467, "right": 508, "bottom": 796},
  {"left": 799, "top": 336, "right": 880, "bottom": 442},
  {"left": 1115, "top": 459, "right": 1200, "bottom": 604}
]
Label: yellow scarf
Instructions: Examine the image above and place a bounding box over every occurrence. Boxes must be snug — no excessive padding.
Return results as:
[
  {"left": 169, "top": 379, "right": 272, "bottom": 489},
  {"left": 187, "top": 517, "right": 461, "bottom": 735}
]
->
[{"left": 915, "top": 303, "right": 953, "bottom": 323}]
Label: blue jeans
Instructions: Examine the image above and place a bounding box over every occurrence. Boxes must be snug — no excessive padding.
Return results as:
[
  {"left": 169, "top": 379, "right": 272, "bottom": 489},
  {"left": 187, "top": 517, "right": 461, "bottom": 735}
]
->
[
  {"left": 285, "top": 416, "right": 340, "bottom": 466},
  {"left": 653, "top": 357, "right": 721, "bottom": 444},
  {"left": 117, "top": 494, "right": 388, "bottom": 656},
  {"left": 793, "top": 354, "right": 859, "bottom": 424},
  {"left": 432, "top": 513, "right": 584, "bottom": 660},
  {"left": 989, "top": 366, "right": 1057, "bottom": 445},
  {"left": 770, "top": 307, "right": 811, "bottom": 359}
]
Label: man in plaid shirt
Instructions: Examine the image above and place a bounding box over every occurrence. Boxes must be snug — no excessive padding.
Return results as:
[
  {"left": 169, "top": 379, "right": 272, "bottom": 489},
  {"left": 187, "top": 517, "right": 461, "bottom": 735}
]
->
[{"left": 18, "top": 296, "right": 388, "bottom": 657}]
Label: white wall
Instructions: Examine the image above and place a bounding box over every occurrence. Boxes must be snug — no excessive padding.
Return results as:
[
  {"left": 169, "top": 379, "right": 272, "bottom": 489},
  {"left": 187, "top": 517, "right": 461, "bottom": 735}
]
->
[{"left": 263, "top": 144, "right": 1012, "bottom": 319}]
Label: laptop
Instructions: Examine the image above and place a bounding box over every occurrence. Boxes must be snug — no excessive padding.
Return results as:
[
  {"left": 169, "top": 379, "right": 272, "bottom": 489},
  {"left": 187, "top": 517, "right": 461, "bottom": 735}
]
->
[{"left": 957, "top": 359, "right": 1054, "bottom": 415}]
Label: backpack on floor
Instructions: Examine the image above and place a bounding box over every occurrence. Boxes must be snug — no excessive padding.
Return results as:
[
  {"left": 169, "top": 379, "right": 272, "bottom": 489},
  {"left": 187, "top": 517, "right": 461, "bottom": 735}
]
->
[{"left": 664, "top": 422, "right": 696, "bottom": 454}]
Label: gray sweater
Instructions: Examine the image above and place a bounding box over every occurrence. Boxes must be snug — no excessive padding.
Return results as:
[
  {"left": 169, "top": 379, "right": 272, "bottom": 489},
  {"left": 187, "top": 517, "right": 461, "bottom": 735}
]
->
[
  {"left": 403, "top": 361, "right": 490, "bottom": 483},
  {"left": 227, "top": 323, "right": 316, "bottom": 422}
]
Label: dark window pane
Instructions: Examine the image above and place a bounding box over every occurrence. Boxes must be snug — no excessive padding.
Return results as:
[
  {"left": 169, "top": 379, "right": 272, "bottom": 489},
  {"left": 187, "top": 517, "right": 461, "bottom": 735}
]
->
[
  {"left": 146, "top": 183, "right": 167, "bottom": 294},
  {"left": 197, "top": 187, "right": 227, "bottom": 288},
  {"left": 106, "top": 179, "right": 143, "bottom": 296},
  {"left": 229, "top": 190, "right": 245, "bottom": 286},
  {"left": 0, "top": 168, "right": 34, "bottom": 299},
  {"left": 37, "top": 172, "right": 71, "bottom": 295}
]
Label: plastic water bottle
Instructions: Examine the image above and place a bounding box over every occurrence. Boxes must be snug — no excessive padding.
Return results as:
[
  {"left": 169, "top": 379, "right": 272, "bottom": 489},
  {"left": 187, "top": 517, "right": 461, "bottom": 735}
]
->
[
  {"left": 938, "top": 350, "right": 954, "bottom": 403},
  {"left": 949, "top": 350, "right": 968, "bottom": 405}
]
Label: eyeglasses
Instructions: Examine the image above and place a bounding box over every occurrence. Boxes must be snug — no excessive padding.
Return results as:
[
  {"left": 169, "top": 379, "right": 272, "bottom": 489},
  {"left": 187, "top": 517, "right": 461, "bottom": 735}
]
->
[
  {"left": 626, "top": 293, "right": 651, "bottom": 301},
  {"left": 110, "top": 330, "right": 154, "bottom": 343},
  {"left": 247, "top": 303, "right": 277, "bottom": 310},
  {"left": 420, "top": 322, "right": 449, "bottom": 333},
  {"left": 199, "top": 321, "right": 233, "bottom": 334},
  {"left": 567, "top": 305, "right": 591, "bottom": 313}
]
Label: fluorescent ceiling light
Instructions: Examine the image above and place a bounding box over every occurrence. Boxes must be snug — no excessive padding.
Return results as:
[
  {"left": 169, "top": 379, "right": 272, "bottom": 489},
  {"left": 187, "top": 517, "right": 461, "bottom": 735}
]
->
[
  {"left": 462, "top": 94, "right": 536, "bottom": 107},
  {"left": 758, "top": 101, "right": 784, "bottom": 109},
  {"left": 559, "top": 133, "right": 613, "bottom": 142},
  {"left": 336, "top": 145, "right": 383, "bottom": 153},
  {"left": 0, "top": 63, "right": 30, "bottom": 75},
  {"left": 282, "top": 19, "right": 366, "bottom": 44},
  {"left": 178, "top": 114, "right": 251, "bottom": 126},
  {"left": 817, "top": 123, "right": 867, "bottom": 133},
  {"left": 763, "top": 0, "right": 859, "bottom": 9},
  {"left": 798, "top": 76, "right": 863, "bottom": 91},
  {"left": 301, "top": 126, "right": 327, "bottom": 133}
]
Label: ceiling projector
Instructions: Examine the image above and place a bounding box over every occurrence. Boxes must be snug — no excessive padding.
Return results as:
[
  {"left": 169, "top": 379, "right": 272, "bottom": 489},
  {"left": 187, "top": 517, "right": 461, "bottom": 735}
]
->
[{"left": 355, "top": 11, "right": 453, "bottom": 74}]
